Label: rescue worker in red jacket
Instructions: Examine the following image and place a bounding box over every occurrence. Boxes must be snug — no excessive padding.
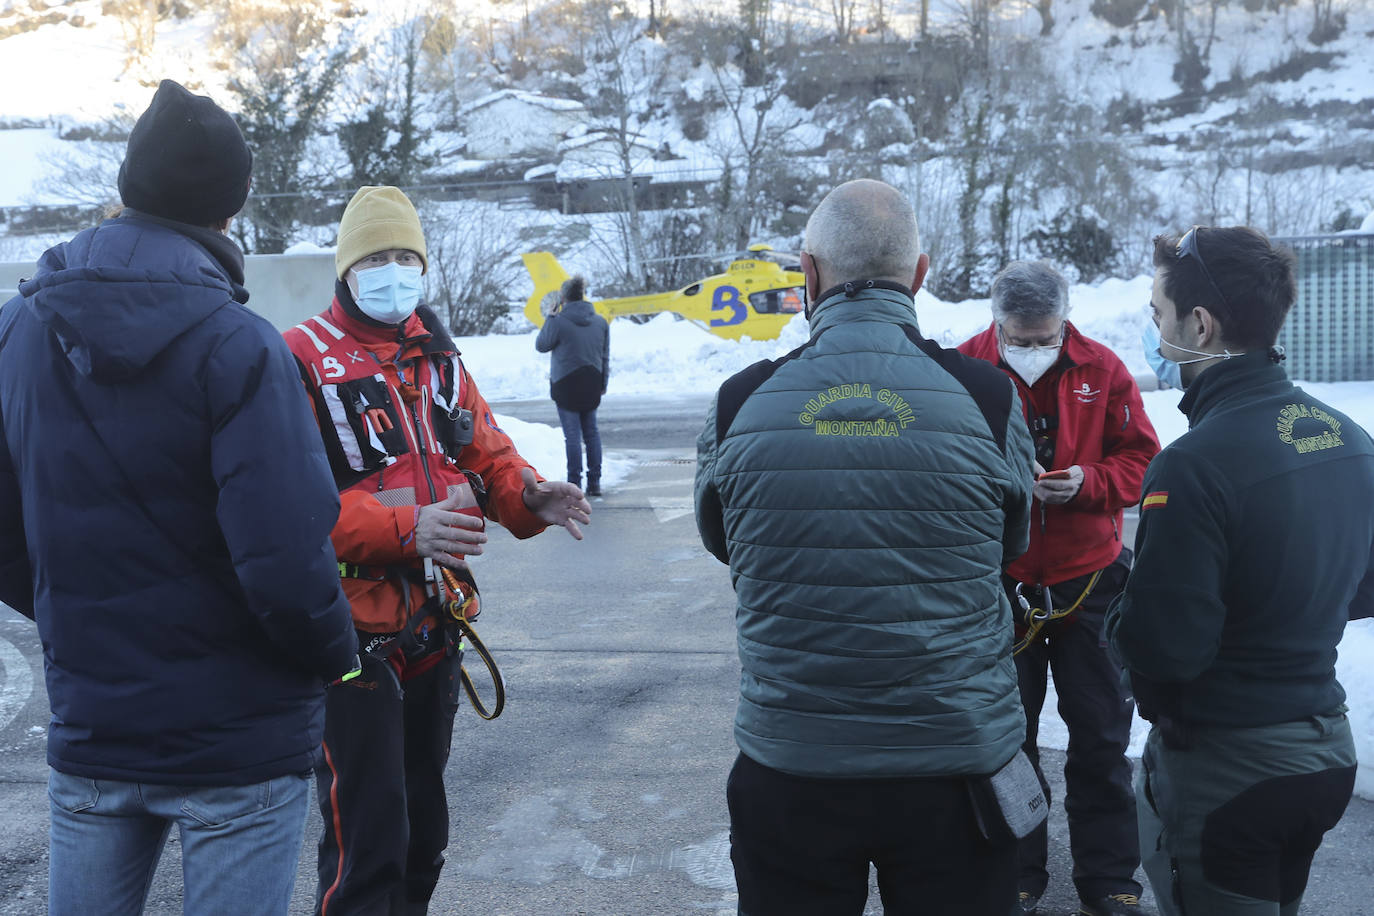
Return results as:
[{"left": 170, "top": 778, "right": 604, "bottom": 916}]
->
[
  {"left": 958, "top": 261, "right": 1160, "bottom": 916},
  {"left": 284, "top": 186, "right": 591, "bottom": 916}
]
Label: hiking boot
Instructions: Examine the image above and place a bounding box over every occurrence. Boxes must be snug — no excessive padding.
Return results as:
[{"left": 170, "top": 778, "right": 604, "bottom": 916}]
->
[
  {"left": 1012, "top": 891, "right": 1040, "bottom": 915},
  {"left": 586, "top": 482, "right": 602, "bottom": 497},
  {"left": 1078, "top": 893, "right": 1141, "bottom": 915}
]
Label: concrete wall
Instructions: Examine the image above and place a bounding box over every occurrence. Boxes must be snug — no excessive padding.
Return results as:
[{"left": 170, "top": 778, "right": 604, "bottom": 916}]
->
[{"left": 0, "top": 251, "right": 337, "bottom": 331}]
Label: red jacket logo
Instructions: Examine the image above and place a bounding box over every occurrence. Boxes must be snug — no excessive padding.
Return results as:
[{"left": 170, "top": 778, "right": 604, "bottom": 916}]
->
[{"left": 1073, "top": 382, "right": 1101, "bottom": 404}]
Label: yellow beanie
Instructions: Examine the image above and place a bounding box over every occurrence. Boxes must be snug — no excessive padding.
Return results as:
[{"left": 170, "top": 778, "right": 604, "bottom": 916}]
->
[{"left": 335, "top": 186, "right": 428, "bottom": 279}]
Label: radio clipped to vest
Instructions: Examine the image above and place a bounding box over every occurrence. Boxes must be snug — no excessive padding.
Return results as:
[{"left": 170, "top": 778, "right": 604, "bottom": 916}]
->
[{"left": 434, "top": 405, "right": 474, "bottom": 458}]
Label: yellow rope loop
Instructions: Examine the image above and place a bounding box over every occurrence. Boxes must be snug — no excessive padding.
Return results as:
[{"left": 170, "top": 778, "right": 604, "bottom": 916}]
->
[
  {"left": 448, "top": 616, "right": 505, "bottom": 720},
  {"left": 1011, "top": 571, "right": 1103, "bottom": 657}
]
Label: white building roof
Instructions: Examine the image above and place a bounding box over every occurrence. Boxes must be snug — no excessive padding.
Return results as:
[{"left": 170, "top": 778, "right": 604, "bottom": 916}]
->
[{"left": 461, "top": 89, "right": 586, "bottom": 116}]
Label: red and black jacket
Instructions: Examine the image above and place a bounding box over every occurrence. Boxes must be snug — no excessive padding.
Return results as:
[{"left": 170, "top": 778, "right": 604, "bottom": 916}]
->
[
  {"left": 285, "top": 300, "right": 547, "bottom": 634},
  {"left": 959, "top": 320, "right": 1160, "bottom": 586}
]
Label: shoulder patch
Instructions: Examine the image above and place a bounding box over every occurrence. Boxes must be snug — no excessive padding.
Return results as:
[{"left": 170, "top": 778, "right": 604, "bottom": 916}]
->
[{"left": 1142, "top": 491, "right": 1169, "bottom": 510}]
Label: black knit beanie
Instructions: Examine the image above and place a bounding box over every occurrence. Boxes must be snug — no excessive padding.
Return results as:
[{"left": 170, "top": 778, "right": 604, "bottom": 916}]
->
[{"left": 117, "top": 79, "right": 253, "bottom": 226}]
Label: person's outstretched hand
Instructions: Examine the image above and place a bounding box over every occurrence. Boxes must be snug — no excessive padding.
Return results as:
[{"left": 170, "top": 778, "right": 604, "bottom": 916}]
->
[
  {"left": 416, "top": 490, "right": 487, "bottom": 568},
  {"left": 520, "top": 467, "right": 591, "bottom": 539}
]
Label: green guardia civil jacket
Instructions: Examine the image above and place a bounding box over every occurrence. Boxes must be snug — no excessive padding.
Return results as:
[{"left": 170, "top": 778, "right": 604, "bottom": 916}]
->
[
  {"left": 695, "top": 284, "right": 1036, "bottom": 779},
  {"left": 1107, "top": 352, "right": 1374, "bottom": 729}
]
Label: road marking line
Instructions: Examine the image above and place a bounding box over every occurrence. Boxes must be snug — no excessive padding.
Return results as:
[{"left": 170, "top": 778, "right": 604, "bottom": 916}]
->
[
  {"left": 608, "top": 477, "right": 696, "bottom": 493},
  {"left": 649, "top": 497, "right": 693, "bottom": 523},
  {"left": 0, "top": 635, "right": 35, "bottom": 732}
]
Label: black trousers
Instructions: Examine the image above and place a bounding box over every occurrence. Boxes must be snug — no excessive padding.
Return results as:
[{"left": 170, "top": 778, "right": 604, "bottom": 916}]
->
[
  {"left": 314, "top": 650, "right": 460, "bottom": 916},
  {"left": 1005, "top": 551, "right": 1140, "bottom": 901},
  {"left": 727, "top": 752, "right": 1017, "bottom": 916}
]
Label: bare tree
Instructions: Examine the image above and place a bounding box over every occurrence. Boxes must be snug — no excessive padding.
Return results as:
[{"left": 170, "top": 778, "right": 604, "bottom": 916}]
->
[
  {"left": 417, "top": 199, "right": 523, "bottom": 335},
  {"left": 417, "top": 5, "right": 494, "bottom": 128},
  {"left": 36, "top": 118, "right": 135, "bottom": 212},
  {"left": 216, "top": 0, "right": 353, "bottom": 253},
  {"left": 1034, "top": 0, "right": 1055, "bottom": 35},
  {"left": 703, "top": 42, "right": 807, "bottom": 251},
  {"left": 1309, "top": 0, "right": 1346, "bottom": 43},
  {"left": 870, "top": 0, "right": 889, "bottom": 42},
  {"left": 1169, "top": 0, "right": 1223, "bottom": 97},
  {"left": 580, "top": 0, "right": 671, "bottom": 289},
  {"left": 949, "top": 0, "right": 1004, "bottom": 70},
  {"left": 338, "top": 15, "right": 435, "bottom": 188},
  {"left": 740, "top": 0, "right": 772, "bottom": 43},
  {"left": 109, "top": 0, "right": 161, "bottom": 71},
  {"left": 831, "top": 0, "right": 857, "bottom": 42}
]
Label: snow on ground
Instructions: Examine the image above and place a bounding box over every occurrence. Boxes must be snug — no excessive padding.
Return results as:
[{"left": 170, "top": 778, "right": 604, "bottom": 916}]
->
[
  {"left": 0, "top": 129, "right": 81, "bottom": 208},
  {"left": 484, "top": 414, "right": 635, "bottom": 494},
  {"left": 472, "top": 274, "right": 1374, "bottom": 796}
]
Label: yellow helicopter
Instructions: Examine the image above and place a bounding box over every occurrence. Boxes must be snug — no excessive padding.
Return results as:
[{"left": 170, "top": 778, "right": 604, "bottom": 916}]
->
[{"left": 521, "top": 244, "right": 806, "bottom": 341}]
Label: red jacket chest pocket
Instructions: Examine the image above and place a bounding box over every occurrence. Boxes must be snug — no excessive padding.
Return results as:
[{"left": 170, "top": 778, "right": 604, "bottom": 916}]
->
[{"left": 320, "top": 374, "right": 410, "bottom": 472}]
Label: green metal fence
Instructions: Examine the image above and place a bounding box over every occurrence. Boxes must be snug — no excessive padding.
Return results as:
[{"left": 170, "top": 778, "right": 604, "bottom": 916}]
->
[{"left": 1274, "top": 233, "right": 1374, "bottom": 383}]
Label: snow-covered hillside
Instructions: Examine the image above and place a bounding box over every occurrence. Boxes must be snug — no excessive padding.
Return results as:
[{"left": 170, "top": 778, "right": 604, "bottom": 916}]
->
[{"left": 1, "top": 0, "right": 1372, "bottom": 288}]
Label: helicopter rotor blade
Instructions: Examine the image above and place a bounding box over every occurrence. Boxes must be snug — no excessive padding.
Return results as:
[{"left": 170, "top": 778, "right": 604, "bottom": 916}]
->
[
  {"left": 639, "top": 250, "right": 739, "bottom": 265},
  {"left": 639, "top": 248, "right": 803, "bottom": 266}
]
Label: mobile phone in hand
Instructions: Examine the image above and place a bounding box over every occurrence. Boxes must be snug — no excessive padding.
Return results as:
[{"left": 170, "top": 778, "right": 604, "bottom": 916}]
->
[{"left": 1036, "top": 469, "right": 1072, "bottom": 480}]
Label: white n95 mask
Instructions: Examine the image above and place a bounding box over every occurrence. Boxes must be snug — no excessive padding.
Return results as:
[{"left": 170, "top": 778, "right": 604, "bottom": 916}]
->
[{"left": 1002, "top": 344, "right": 1061, "bottom": 386}]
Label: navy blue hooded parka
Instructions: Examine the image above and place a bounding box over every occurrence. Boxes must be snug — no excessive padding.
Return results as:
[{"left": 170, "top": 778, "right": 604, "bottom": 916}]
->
[{"left": 0, "top": 212, "right": 356, "bottom": 785}]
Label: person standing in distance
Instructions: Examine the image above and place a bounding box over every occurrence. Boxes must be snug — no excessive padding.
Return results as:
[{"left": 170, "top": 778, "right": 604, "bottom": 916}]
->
[
  {"left": 958, "top": 261, "right": 1159, "bottom": 916},
  {"left": 535, "top": 275, "right": 611, "bottom": 496},
  {"left": 1107, "top": 226, "right": 1374, "bottom": 915},
  {"left": 284, "top": 185, "right": 591, "bottom": 915},
  {"left": 695, "top": 178, "right": 1037, "bottom": 915},
  {"left": 0, "top": 79, "right": 359, "bottom": 915}
]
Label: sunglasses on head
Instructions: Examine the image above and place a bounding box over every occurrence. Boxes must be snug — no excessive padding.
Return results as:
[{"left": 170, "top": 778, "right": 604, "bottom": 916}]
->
[{"left": 1176, "top": 226, "right": 1232, "bottom": 313}]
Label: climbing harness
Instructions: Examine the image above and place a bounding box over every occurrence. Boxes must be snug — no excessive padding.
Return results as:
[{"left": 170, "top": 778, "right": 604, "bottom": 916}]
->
[{"left": 1010, "top": 570, "right": 1102, "bottom": 657}]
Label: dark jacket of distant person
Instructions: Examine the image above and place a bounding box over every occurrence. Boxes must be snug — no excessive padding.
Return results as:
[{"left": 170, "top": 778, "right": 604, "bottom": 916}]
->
[{"left": 535, "top": 297, "right": 610, "bottom": 412}]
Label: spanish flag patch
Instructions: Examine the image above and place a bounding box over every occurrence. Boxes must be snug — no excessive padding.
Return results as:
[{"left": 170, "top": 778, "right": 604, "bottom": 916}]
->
[{"left": 1142, "top": 491, "right": 1169, "bottom": 510}]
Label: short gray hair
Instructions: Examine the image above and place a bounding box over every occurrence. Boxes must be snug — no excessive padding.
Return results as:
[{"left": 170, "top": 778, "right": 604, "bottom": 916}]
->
[
  {"left": 803, "top": 179, "right": 920, "bottom": 285},
  {"left": 561, "top": 275, "right": 587, "bottom": 302},
  {"left": 989, "top": 261, "right": 1069, "bottom": 321}
]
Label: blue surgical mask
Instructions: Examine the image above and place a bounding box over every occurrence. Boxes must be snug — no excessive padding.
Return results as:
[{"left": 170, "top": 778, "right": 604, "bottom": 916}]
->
[
  {"left": 352, "top": 262, "right": 424, "bottom": 325},
  {"left": 1143, "top": 317, "right": 1245, "bottom": 390},
  {"left": 1141, "top": 320, "right": 1181, "bottom": 390}
]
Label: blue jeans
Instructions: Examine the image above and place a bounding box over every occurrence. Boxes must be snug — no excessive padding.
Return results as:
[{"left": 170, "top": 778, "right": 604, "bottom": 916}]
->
[
  {"left": 556, "top": 405, "right": 601, "bottom": 487},
  {"left": 48, "top": 768, "right": 311, "bottom": 916}
]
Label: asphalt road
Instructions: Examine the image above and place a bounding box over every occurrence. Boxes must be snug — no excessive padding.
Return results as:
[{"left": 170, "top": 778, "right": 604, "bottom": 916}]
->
[{"left": 1, "top": 393, "right": 1372, "bottom": 915}]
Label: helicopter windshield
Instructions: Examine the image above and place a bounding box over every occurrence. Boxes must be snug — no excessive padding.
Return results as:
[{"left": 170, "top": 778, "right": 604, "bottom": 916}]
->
[{"left": 748, "top": 288, "right": 803, "bottom": 314}]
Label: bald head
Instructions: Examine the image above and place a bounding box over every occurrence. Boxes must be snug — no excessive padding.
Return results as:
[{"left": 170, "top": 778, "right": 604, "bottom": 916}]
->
[{"left": 803, "top": 180, "right": 922, "bottom": 291}]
